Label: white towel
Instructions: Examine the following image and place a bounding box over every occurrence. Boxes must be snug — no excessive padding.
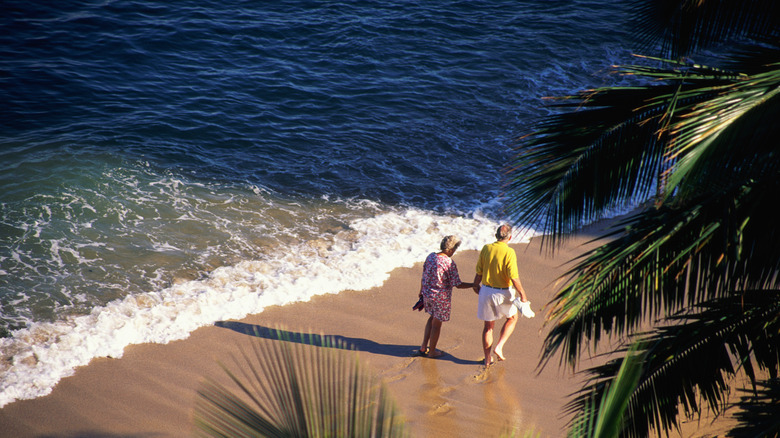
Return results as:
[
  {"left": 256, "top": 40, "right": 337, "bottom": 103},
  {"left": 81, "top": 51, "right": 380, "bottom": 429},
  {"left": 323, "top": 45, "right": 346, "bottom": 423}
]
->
[{"left": 511, "top": 297, "right": 535, "bottom": 318}]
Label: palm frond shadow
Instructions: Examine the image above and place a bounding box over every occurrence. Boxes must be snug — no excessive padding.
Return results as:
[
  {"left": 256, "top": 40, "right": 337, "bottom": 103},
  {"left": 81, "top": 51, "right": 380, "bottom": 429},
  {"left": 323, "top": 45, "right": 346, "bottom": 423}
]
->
[
  {"left": 214, "top": 321, "right": 482, "bottom": 365},
  {"left": 728, "top": 378, "right": 780, "bottom": 437}
]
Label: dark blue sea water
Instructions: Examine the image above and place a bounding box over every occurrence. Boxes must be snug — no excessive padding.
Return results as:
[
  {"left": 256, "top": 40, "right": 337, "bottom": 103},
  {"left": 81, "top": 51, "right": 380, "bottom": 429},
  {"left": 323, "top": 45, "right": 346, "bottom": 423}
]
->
[{"left": 0, "top": 0, "right": 632, "bottom": 405}]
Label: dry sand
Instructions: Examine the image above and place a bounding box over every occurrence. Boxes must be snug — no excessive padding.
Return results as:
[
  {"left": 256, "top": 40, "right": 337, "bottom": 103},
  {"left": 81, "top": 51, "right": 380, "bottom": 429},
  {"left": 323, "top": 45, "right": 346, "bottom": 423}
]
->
[{"left": 0, "top": 222, "right": 719, "bottom": 437}]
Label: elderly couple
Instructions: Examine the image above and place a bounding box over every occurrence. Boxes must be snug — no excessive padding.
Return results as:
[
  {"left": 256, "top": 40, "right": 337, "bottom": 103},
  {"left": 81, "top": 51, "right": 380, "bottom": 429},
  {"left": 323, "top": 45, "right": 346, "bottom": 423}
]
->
[{"left": 412, "top": 224, "right": 532, "bottom": 367}]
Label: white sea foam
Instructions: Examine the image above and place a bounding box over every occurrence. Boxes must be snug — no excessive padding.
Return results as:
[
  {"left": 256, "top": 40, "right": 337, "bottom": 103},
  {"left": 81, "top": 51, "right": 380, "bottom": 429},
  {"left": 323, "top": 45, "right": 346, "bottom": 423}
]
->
[{"left": 0, "top": 207, "right": 535, "bottom": 407}]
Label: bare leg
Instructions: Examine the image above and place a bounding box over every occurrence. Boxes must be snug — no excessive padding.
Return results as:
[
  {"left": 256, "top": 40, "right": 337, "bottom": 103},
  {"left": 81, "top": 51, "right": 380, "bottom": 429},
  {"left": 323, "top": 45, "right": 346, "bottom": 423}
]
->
[
  {"left": 482, "top": 321, "right": 495, "bottom": 366},
  {"left": 420, "top": 316, "right": 433, "bottom": 354},
  {"left": 428, "top": 318, "right": 443, "bottom": 357},
  {"left": 493, "top": 315, "right": 517, "bottom": 361}
]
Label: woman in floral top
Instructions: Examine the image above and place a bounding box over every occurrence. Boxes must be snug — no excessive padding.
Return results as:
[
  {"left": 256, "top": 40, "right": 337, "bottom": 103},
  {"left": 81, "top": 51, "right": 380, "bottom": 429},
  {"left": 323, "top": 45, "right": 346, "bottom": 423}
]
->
[{"left": 413, "top": 235, "right": 474, "bottom": 358}]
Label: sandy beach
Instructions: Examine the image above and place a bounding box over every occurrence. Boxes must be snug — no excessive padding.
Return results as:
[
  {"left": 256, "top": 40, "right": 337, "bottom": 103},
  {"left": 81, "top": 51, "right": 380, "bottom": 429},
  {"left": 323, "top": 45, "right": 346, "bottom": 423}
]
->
[{"left": 0, "top": 226, "right": 614, "bottom": 437}]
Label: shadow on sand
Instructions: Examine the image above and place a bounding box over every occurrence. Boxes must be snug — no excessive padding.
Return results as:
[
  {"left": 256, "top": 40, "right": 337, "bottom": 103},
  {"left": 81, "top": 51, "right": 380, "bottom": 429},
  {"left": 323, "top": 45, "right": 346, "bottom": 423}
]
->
[{"left": 214, "top": 320, "right": 481, "bottom": 366}]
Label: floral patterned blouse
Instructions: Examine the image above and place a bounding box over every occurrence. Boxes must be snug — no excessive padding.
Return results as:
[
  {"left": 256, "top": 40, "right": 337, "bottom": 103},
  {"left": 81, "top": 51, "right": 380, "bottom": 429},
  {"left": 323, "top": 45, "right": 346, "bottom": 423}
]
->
[{"left": 420, "top": 252, "right": 463, "bottom": 321}]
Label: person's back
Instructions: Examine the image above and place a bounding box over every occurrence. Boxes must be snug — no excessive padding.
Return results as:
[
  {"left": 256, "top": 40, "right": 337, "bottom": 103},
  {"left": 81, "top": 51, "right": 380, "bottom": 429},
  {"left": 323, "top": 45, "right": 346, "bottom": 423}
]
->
[{"left": 476, "top": 240, "right": 518, "bottom": 289}]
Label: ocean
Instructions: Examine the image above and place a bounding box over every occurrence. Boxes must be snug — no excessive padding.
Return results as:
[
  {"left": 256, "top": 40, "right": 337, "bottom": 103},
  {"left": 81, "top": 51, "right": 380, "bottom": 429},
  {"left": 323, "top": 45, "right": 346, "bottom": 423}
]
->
[{"left": 0, "top": 0, "right": 632, "bottom": 407}]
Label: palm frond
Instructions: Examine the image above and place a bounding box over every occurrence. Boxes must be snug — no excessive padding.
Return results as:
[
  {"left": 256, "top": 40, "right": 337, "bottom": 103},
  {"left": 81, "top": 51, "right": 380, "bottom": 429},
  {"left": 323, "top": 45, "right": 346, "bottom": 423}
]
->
[
  {"left": 507, "top": 85, "right": 669, "bottom": 246},
  {"left": 628, "top": 0, "right": 780, "bottom": 59},
  {"left": 193, "top": 328, "right": 409, "bottom": 438},
  {"left": 566, "top": 291, "right": 780, "bottom": 438},
  {"left": 508, "top": 3, "right": 780, "bottom": 437},
  {"left": 567, "top": 342, "right": 645, "bottom": 438},
  {"left": 541, "top": 173, "right": 780, "bottom": 369},
  {"left": 662, "top": 65, "right": 780, "bottom": 201},
  {"left": 508, "top": 54, "right": 780, "bottom": 250},
  {"left": 724, "top": 39, "right": 780, "bottom": 73}
]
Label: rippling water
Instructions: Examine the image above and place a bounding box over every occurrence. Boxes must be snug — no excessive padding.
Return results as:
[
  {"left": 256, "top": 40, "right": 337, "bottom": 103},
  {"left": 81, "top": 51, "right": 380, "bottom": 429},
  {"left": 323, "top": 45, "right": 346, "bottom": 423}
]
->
[{"left": 0, "top": 0, "right": 633, "bottom": 406}]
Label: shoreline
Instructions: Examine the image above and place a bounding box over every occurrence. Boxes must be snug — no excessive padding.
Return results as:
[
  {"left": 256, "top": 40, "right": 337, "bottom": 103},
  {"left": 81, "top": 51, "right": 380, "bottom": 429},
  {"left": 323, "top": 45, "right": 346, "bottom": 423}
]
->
[{"left": 0, "top": 225, "right": 613, "bottom": 437}]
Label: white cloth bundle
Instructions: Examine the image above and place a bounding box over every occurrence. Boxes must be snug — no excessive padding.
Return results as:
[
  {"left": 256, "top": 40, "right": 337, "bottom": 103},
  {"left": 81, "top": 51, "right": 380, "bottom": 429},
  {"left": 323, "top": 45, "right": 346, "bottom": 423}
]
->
[{"left": 511, "top": 297, "right": 535, "bottom": 318}]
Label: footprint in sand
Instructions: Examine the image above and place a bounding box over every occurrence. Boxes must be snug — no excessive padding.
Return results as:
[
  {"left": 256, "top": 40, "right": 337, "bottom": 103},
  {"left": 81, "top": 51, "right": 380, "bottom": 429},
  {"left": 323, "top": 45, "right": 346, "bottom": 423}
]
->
[
  {"left": 438, "top": 385, "right": 456, "bottom": 396},
  {"left": 378, "top": 355, "right": 417, "bottom": 382},
  {"left": 429, "top": 402, "right": 453, "bottom": 416},
  {"left": 382, "top": 372, "right": 408, "bottom": 383},
  {"left": 468, "top": 363, "right": 503, "bottom": 384},
  {"left": 470, "top": 367, "right": 490, "bottom": 383},
  {"left": 420, "top": 381, "right": 456, "bottom": 398},
  {"left": 443, "top": 337, "right": 463, "bottom": 352},
  {"left": 382, "top": 337, "right": 466, "bottom": 383}
]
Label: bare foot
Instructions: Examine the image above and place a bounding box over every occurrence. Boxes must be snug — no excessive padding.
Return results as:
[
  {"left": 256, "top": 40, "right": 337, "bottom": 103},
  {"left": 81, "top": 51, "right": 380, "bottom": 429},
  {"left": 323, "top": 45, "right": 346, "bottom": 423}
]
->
[
  {"left": 483, "top": 355, "right": 494, "bottom": 367},
  {"left": 494, "top": 348, "right": 506, "bottom": 361},
  {"left": 428, "top": 349, "right": 444, "bottom": 358}
]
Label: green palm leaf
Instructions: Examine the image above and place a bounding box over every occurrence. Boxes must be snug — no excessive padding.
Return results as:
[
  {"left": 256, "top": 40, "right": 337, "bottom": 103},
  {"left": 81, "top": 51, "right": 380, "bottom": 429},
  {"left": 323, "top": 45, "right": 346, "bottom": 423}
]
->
[
  {"left": 541, "top": 175, "right": 780, "bottom": 368},
  {"left": 194, "top": 328, "right": 408, "bottom": 438},
  {"left": 567, "top": 342, "right": 645, "bottom": 438},
  {"left": 508, "top": 52, "right": 780, "bottom": 249},
  {"left": 509, "top": 2, "right": 780, "bottom": 436},
  {"left": 660, "top": 64, "right": 780, "bottom": 202},
  {"left": 566, "top": 291, "right": 780, "bottom": 437}
]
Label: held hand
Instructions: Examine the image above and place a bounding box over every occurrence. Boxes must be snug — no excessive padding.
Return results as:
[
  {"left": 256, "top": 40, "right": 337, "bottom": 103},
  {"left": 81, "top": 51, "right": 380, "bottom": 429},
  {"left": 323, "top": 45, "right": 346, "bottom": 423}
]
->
[{"left": 472, "top": 274, "right": 482, "bottom": 295}]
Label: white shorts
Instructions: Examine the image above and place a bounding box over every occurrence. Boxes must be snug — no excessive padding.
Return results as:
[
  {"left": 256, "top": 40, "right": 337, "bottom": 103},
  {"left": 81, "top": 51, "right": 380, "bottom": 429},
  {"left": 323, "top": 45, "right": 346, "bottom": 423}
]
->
[{"left": 477, "top": 285, "right": 518, "bottom": 321}]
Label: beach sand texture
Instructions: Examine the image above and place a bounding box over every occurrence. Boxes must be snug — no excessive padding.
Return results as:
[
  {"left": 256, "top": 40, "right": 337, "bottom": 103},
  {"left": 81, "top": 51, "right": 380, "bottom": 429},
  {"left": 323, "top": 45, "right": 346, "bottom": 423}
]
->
[{"left": 0, "top": 223, "right": 720, "bottom": 437}]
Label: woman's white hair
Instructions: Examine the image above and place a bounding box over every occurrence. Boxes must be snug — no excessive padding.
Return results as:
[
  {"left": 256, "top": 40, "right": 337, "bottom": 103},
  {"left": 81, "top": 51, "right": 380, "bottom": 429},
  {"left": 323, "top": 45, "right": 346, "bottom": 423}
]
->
[{"left": 440, "top": 235, "right": 461, "bottom": 252}]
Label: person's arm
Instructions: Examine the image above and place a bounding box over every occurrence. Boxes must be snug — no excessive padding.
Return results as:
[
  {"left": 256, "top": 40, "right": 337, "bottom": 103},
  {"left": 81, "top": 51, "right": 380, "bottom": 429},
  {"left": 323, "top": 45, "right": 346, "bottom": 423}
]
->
[
  {"left": 449, "top": 260, "right": 473, "bottom": 290},
  {"left": 511, "top": 277, "right": 528, "bottom": 302},
  {"left": 472, "top": 273, "right": 482, "bottom": 294},
  {"left": 474, "top": 246, "right": 486, "bottom": 294}
]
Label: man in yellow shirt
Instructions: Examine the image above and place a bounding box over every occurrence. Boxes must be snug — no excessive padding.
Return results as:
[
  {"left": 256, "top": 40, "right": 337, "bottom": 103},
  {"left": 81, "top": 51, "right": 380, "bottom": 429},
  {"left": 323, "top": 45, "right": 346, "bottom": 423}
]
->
[{"left": 472, "top": 224, "right": 529, "bottom": 367}]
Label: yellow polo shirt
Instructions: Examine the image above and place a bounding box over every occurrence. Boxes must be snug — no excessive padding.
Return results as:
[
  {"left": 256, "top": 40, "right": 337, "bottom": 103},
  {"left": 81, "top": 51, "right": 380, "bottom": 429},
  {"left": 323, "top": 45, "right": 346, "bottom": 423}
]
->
[{"left": 476, "top": 241, "right": 519, "bottom": 288}]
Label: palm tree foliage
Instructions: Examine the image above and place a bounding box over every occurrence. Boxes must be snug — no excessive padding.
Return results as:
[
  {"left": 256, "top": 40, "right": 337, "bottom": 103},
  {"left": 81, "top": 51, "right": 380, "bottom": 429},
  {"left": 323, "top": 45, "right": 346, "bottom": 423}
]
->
[
  {"left": 566, "top": 291, "right": 780, "bottom": 436},
  {"left": 507, "top": 54, "right": 780, "bottom": 247},
  {"left": 194, "top": 329, "right": 408, "bottom": 438},
  {"left": 567, "top": 343, "right": 646, "bottom": 438},
  {"left": 508, "top": 1, "right": 780, "bottom": 436},
  {"left": 629, "top": 0, "right": 780, "bottom": 59},
  {"left": 728, "top": 378, "right": 780, "bottom": 437}
]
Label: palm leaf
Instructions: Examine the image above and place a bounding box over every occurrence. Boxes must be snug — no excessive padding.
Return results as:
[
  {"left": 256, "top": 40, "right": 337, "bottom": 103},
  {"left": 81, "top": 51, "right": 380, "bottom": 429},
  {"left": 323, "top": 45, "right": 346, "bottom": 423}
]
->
[
  {"left": 508, "top": 52, "right": 780, "bottom": 250},
  {"left": 566, "top": 291, "right": 780, "bottom": 437},
  {"left": 628, "top": 0, "right": 780, "bottom": 59},
  {"left": 567, "top": 342, "right": 645, "bottom": 438},
  {"left": 541, "top": 173, "right": 780, "bottom": 369},
  {"left": 193, "top": 328, "right": 408, "bottom": 438},
  {"left": 509, "top": 2, "right": 780, "bottom": 437},
  {"left": 661, "top": 65, "right": 780, "bottom": 202}
]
